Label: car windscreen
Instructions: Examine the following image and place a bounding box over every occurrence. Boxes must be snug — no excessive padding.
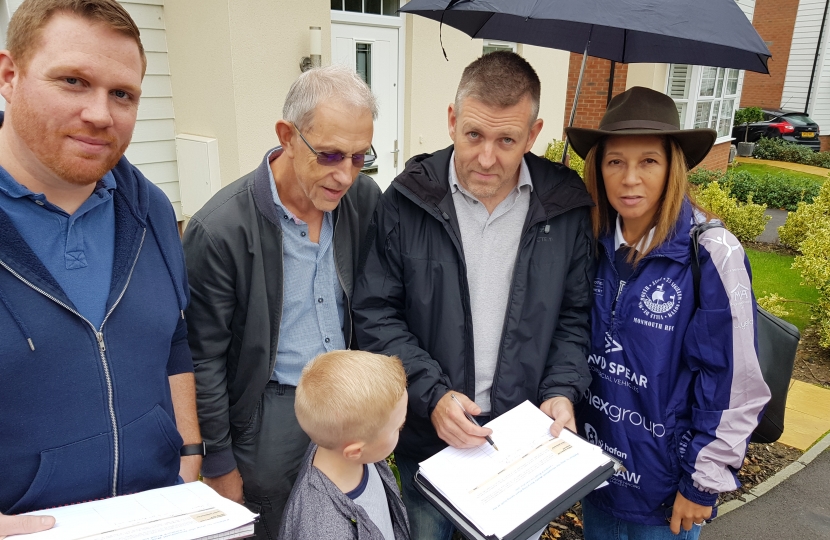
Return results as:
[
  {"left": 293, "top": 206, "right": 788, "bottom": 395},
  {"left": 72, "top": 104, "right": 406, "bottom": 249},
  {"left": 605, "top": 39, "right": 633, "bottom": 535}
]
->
[{"left": 781, "top": 113, "right": 815, "bottom": 126}]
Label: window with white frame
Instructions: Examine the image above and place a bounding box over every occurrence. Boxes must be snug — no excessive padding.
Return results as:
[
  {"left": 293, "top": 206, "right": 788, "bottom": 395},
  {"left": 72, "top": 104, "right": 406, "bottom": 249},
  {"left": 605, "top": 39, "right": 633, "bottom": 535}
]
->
[
  {"left": 667, "top": 65, "right": 740, "bottom": 139},
  {"left": 483, "top": 41, "right": 516, "bottom": 55}
]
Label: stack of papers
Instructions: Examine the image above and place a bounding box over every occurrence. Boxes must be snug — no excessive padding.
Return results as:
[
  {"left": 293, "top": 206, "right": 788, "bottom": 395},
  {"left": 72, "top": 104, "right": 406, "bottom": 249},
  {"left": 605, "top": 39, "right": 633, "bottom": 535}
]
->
[
  {"left": 9, "top": 482, "right": 257, "bottom": 540},
  {"left": 418, "top": 401, "right": 613, "bottom": 539}
]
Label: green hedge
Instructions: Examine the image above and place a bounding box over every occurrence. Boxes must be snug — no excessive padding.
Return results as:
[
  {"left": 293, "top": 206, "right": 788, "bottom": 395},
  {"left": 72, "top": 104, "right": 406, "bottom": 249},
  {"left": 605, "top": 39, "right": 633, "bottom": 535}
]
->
[
  {"left": 752, "top": 137, "right": 830, "bottom": 169},
  {"left": 688, "top": 168, "right": 821, "bottom": 211}
]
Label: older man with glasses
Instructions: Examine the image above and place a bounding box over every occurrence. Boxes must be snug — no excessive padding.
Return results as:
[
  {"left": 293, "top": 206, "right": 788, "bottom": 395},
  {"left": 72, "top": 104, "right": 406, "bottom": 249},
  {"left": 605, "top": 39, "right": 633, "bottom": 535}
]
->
[{"left": 182, "top": 65, "right": 381, "bottom": 539}]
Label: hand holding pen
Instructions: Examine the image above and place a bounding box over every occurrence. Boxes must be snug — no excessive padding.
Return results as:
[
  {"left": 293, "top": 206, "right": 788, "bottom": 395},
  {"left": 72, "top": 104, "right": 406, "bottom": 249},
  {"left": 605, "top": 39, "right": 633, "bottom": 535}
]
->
[
  {"left": 451, "top": 394, "right": 499, "bottom": 451},
  {"left": 431, "top": 391, "right": 497, "bottom": 450}
]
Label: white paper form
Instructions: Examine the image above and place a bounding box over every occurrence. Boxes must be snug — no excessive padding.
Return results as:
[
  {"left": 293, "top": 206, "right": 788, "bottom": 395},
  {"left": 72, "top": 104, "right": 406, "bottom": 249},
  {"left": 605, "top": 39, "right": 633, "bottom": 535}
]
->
[
  {"left": 419, "top": 401, "right": 611, "bottom": 539},
  {"left": 9, "top": 482, "right": 256, "bottom": 540}
]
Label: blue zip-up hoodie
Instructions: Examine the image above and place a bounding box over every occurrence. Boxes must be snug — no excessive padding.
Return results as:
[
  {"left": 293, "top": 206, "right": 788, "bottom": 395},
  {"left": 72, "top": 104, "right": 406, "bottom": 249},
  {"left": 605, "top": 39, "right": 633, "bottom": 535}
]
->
[
  {"left": 579, "top": 199, "right": 770, "bottom": 525},
  {"left": 0, "top": 150, "right": 191, "bottom": 513}
]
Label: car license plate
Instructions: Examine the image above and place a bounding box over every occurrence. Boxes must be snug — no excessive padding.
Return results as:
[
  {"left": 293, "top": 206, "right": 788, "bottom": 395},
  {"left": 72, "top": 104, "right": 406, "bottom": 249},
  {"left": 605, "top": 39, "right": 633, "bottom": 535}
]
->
[{"left": 802, "top": 132, "right": 816, "bottom": 138}]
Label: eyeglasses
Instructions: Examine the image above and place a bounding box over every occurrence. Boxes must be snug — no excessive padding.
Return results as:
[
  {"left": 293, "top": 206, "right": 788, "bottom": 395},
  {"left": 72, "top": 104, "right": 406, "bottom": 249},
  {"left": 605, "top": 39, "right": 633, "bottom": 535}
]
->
[{"left": 294, "top": 125, "right": 377, "bottom": 168}]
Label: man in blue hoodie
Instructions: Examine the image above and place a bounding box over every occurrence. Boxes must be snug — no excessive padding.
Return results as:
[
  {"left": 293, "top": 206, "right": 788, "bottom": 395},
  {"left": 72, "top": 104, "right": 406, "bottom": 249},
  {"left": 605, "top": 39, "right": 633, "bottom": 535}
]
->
[{"left": 0, "top": 0, "right": 201, "bottom": 528}]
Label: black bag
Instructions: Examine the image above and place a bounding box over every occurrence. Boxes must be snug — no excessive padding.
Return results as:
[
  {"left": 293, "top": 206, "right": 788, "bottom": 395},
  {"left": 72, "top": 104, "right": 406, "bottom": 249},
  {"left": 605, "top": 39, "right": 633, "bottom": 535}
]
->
[{"left": 690, "top": 224, "right": 800, "bottom": 444}]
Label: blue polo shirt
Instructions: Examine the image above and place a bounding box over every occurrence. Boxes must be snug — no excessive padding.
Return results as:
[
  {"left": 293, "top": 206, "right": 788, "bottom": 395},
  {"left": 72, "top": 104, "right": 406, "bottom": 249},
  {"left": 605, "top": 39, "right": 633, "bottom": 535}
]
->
[{"left": 0, "top": 166, "right": 115, "bottom": 328}]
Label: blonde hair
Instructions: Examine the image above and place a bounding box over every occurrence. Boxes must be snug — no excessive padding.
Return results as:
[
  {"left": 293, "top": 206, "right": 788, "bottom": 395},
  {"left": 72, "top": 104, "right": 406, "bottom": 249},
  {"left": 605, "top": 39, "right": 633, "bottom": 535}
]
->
[
  {"left": 295, "top": 350, "right": 407, "bottom": 450},
  {"left": 7, "top": 0, "right": 146, "bottom": 75},
  {"left": 584, "top": 136, "right": 706, "bottom": 265}
]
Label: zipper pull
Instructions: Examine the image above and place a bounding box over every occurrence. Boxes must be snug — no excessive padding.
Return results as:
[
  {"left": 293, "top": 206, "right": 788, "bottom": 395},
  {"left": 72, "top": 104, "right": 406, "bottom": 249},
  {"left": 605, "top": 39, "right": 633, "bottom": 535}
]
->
[
  {"left": 97, "top": 332, "right": 106, "bottom": 353},
  {"left": 181, "top": 309, "right": 185, "bottom": 320}
]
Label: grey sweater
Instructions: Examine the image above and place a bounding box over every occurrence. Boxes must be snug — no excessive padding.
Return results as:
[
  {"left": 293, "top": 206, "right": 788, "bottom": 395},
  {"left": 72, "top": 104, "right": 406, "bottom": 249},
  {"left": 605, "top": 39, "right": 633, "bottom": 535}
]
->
[{"left": 278, "top": 444, "right": 411, "bottom": 540}]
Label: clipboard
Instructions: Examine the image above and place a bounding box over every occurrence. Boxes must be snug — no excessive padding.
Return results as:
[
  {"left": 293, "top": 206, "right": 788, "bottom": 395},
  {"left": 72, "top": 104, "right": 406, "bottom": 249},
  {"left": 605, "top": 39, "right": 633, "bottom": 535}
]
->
[{"left": 414, "top": 448, "right": 615, "bottom": 540}]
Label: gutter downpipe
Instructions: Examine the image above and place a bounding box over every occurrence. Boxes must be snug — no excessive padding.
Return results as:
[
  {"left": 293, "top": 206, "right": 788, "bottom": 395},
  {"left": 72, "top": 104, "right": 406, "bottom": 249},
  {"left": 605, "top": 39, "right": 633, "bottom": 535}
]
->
[{"left": 805, "top": 0, "right": 830, "bottom": 115}]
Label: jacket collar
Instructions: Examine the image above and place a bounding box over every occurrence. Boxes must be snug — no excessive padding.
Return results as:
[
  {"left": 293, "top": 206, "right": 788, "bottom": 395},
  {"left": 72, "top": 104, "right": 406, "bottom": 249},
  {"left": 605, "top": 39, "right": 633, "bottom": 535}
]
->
[{"left": 599, "top": 198, "right": 696, "bottom": 264}]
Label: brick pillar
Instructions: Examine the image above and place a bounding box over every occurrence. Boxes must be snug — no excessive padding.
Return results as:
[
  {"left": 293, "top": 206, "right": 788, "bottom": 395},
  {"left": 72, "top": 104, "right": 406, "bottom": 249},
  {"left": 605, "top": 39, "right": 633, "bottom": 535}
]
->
[
  {"left": 740, "top": 0, "right": 799, "bottom": 109},
  {"left": 563, "top": 54, "right": 629, "bottom": 133}
]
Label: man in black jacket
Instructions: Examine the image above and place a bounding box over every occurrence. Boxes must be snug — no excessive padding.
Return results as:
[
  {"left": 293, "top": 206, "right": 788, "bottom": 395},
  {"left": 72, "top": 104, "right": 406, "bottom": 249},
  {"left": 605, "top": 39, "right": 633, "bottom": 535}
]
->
[
  {"left": 183, "top": 65, "right": 381, "bottom": 539},
  {"left": 353, "top": 51, "right": 594, "bottom": 539}
]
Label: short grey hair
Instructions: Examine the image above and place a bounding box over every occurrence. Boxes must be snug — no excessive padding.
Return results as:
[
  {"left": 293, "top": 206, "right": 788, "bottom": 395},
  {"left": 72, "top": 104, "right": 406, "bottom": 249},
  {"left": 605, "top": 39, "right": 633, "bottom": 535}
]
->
[
  {"left": 283, "top": 64, "right": 378, "bottom": 131},
  {"left": 455, "top": 51, "right": 541, "bottom": 123}
]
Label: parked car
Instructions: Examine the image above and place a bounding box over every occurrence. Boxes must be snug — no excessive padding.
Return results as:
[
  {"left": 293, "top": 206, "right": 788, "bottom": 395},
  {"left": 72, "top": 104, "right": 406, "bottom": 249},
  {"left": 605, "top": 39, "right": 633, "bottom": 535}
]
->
[{"left": 731, "top": 109, "right": 821, "bottom": 152}]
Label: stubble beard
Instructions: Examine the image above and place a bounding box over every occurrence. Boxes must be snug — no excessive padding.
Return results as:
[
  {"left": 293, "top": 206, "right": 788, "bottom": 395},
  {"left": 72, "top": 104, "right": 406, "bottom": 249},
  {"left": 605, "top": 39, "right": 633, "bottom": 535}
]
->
[
  {"left": 457, "top": 169, "right": 509, "bottom": 202},
  {"left": 12, "top": 92, "right": 128, "bottom": 186}
]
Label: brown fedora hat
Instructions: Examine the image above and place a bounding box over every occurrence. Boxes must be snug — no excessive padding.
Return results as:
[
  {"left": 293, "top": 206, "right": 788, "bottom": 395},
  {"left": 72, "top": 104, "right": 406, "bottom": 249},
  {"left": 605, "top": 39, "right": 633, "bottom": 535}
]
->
[{"left": 565, "top": 86, "right": 717, "bottom": 169}]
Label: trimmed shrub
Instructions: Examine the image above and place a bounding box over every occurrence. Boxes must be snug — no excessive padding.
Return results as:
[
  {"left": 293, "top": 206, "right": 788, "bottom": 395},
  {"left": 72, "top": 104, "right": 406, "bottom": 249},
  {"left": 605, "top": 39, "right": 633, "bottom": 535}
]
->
[
  {"left": 753, "top": 137, "right": 816, "bottom": 164},
  {"left": 545, "top": 140, "right": 585, "bottom": 178},
  {"left": 792, "top": 223, "right": 830, "bottom": 347},
  {"left": 727, "top": 170, "right": 821, "bottom": 211},
  {"left": 778, "top": 180, "right": 830, "bottom": 250},
  {"left": 778, "top": 181, "right": 830, "bottom": 348},
  {"left": 694, "top": 181, "right": 769, "bottom": 243},
  {"left": 752, "top": 136, "right": 830, "bottom": 169},
  {"left": 688, "top": 167, "right": 724, "bottom": 186},
  {"left": 757, "top": 293, "right": 791, "bottom": 318},
  {"left": 689, "top": 167, "right": 822, "bottom": 211}
]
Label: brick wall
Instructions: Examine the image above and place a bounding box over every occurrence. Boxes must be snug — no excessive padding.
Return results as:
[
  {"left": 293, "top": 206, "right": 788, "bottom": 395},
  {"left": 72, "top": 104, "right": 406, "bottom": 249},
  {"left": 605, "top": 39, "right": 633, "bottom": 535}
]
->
[
  {"left": 821, "top": 135, "right": 830, "bottom": 152},
  {"left": 693, "top": 141, "right": 732, "bottom": 172},
  {"left": 562, "top": 53, "right": 629, "bottom": 133},
  {"left": 740, "top": 0, "right": 799, "bottom": 109}
]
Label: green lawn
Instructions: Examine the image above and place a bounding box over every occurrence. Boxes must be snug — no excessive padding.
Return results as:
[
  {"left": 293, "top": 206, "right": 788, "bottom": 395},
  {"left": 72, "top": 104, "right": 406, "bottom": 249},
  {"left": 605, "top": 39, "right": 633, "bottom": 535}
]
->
[
  {"left": 746, "top": 247, "right": 819, "bottom": 331},
  {"left": 731, "top": 161, "right": 828, "bottom": 183}
]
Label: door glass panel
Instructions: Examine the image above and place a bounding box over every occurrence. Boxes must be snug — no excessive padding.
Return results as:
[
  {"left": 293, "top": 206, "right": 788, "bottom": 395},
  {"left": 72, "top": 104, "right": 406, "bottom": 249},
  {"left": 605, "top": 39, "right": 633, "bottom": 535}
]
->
[
  {"left": 695, "top": 102, "right": 712, "bottom": 129},
  {"left": 382, "top": 0, "right": 398, "bottom": 15},
  {"left": 365, "top": 0, "right": 381, "bottom": 14},
  {"left": 356, "top": 43, "right": 372, "bottom": 88},
  {"left": 344, "top": 0, "right": 361, "bottom": 12}
]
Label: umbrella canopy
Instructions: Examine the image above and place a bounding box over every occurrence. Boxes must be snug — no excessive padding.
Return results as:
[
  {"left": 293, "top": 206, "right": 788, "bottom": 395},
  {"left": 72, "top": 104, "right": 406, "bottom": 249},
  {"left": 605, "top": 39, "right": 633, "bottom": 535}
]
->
[{"left": 400, "top": 0, "right": 771, "bottom": 74}]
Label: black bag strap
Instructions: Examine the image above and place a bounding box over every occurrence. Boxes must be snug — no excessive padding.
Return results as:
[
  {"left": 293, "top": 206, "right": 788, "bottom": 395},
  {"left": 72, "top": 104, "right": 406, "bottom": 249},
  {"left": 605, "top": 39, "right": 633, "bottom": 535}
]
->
[{"left": 690, "top": 222, "right": 723, "bottom": 307}]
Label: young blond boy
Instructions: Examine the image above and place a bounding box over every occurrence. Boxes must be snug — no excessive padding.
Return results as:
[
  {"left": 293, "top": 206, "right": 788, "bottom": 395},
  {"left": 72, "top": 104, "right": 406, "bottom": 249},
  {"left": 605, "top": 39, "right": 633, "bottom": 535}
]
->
[{"left": 278, "top": 351, "right": 411, "bottom": 540}]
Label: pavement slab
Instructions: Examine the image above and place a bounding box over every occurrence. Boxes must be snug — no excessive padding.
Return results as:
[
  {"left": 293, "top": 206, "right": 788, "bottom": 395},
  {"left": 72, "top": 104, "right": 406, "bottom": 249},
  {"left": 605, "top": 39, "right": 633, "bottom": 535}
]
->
[{"left": 778, "top": 380, "right": 830, "bottom": 451}]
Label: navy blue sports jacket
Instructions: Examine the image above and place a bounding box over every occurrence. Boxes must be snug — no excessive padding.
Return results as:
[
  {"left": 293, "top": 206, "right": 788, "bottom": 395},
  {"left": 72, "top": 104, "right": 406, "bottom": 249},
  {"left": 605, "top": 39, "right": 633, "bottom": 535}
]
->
[{"left": 580, "top": 199, "right": 770, "bottom": 525}]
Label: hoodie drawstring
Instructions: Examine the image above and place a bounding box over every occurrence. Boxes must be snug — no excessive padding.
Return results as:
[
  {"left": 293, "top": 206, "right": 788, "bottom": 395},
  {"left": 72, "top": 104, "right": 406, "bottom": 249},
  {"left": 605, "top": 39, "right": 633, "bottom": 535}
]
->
[{"left": 0, "top": 285, "right": 35, "bottom": 351}]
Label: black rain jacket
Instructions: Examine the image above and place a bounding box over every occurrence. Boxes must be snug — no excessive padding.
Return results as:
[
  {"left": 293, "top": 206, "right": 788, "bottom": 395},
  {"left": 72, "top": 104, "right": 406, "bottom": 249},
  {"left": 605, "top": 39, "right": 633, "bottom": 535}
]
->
[
  {"left": 353, "top": 146, "right": 595, "bottom": 462},
  {"left": 183, "top": 150, "right": 381, "bottom": 475}
]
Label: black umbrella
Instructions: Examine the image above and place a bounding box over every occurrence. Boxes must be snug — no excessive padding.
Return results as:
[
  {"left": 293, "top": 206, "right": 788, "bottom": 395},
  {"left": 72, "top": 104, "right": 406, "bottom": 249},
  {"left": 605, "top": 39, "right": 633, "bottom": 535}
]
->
[{"left": 400, "top": 0, "right": 771, "bottom": 158}]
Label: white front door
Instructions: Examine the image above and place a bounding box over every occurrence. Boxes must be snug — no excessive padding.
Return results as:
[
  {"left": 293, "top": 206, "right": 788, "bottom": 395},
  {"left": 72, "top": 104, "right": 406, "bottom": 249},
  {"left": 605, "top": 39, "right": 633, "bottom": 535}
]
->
[{"left": 331, "top": 23, "right": 400, "bottom": 191}]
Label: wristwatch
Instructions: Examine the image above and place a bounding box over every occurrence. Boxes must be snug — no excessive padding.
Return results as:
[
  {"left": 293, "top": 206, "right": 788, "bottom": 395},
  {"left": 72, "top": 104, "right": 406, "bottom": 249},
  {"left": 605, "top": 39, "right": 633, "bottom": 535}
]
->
[{"left": 180, "top": 441, "right": 207, "bottom": 457}]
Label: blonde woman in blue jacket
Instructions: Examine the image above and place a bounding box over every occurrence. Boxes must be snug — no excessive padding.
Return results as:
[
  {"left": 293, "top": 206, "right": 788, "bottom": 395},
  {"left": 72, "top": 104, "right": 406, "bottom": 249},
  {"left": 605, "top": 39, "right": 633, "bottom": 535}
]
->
[{"left": 566, "top": 87, "right": 770, "bottom": 540}]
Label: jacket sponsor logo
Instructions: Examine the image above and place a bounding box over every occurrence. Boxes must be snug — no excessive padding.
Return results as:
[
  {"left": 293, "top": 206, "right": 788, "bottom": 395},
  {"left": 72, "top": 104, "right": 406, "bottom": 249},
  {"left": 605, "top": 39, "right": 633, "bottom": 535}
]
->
[
  {"left": 730, "top": 283, "right": 750, "bottom": 303},
  {"left": 703, "top": 229, "right": 741, "bottom": 271},
  {"left": 637, "top": 278, "right": 682, "bottom": 323},
  {"left": 583, "top": 388, "right": 665, "bottom": 437},
  {"left": 611, "top": 468, "right": 642, "bottom": 488},
  {"left": 594, "top": 279, "right": 604, "bottom": 296},
  {"left": 588, "top": 353, "right": 648, "bottom": 391},
  {"left": 604, "top": 332, "right": 622, "bottom": 353},
  {"left": 585, "top": 422, "right": 628, "bottom": 461}
]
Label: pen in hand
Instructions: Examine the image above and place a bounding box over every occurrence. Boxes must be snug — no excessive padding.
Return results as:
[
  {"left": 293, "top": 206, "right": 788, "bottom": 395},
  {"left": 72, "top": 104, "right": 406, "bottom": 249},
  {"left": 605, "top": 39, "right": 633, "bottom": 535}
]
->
[{"left": 450, "top": 393, "right": 499, "bottom": 451}]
